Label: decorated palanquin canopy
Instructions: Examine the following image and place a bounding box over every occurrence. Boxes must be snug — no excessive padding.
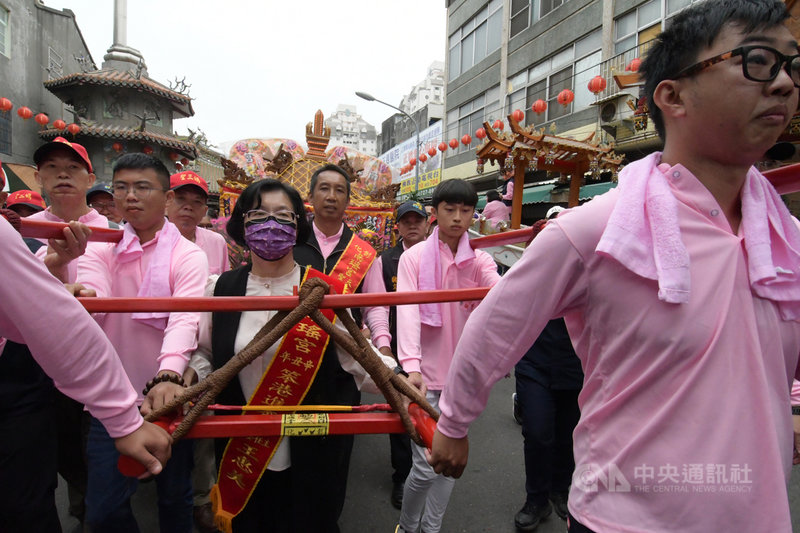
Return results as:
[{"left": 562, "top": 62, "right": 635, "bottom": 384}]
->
[
  {"left": 476, "top": 115, "right": 624, "bottom": 211},
  {"left": 217, "top": 111, "right": 400, "bottom": 252}
]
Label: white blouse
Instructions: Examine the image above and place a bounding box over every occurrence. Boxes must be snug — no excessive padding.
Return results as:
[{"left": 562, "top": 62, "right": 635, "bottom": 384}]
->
[{"left": 189, "top": 264, "right": 394, "bottom": 470}]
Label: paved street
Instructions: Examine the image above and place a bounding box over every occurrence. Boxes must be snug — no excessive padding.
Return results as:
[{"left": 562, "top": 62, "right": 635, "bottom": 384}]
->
[{"left": 58, "top": 376, "right": 800, "bottom": 532}]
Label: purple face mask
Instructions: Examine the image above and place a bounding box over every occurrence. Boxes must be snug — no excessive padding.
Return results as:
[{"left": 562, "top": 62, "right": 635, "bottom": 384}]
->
[{"left": 244, "top": 219, "right": 297, "bottom": 261}]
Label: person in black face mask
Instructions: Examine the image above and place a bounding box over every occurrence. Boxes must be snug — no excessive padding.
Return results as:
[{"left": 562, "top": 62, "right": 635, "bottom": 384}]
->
[{"left": 182, "top": 178, "right": 395, "bottom": 533}]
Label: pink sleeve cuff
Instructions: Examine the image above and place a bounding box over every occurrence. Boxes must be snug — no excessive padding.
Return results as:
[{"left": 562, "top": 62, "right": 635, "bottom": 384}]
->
[
  {"left": 373, "top": 334, "right": 391, "bottom": 349},
  {"left": 434, "top": 415, "right": 469, "bottom": 439},
  {"left": 400, "top": 358, "right": 421, "bottom": 374}
]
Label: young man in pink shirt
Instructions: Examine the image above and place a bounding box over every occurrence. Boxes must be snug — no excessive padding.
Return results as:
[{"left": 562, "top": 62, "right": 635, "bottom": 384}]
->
[
  {"left": 75, "top": 153, "right": 209, "bottom": 532},
  {"left": 430, "top": 1, "right": 800, "bottom": 532},
  {"left": 166, "top": 170, "right": 230, "bottom": 275},
  {"left": 396, "top": 180, "right": 500, "bottom": 533}
]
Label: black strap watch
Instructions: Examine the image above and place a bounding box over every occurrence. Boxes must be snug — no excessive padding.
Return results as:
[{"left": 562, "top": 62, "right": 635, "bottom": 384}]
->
[
  {"left": 792, "top": 405, "right": 800, "bottom": 416},
  {"left": 393, "top": 365, "right": 409, "bottom": 378}
]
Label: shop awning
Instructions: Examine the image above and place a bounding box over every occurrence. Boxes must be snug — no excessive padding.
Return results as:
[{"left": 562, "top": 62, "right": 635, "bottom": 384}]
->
[{"left": 477, "top": 181, "right": 615, "bottom": 209}]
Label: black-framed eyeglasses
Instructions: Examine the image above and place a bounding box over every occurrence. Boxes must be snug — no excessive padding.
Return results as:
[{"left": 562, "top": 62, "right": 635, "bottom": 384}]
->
[
  {"left": 111, "top": 183, "right": 166, "bottom": 199},
  {"left": 244, "top": 209, "right": 297, "bottom": 226},
  {"left": 673, "top": 45, "right": 800, "bottom": 88}
]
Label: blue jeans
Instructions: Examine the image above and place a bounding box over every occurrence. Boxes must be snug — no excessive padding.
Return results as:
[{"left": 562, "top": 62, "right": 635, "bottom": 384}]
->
[{"left": 85, "top": 417, "right": 194, "bottom": 533}]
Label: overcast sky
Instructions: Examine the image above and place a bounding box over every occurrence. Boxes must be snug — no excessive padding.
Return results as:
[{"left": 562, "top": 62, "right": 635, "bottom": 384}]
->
[{"left": 43, "top": 0, "right": 447, "bottom": 154}]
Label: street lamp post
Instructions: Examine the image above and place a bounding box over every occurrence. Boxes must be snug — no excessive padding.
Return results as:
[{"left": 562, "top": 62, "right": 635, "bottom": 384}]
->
[{"left": 355, "top": 91, "right": 421, "bottom": 195}]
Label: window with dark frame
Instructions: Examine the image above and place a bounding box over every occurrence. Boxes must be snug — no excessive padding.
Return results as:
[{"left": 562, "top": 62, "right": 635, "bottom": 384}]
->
[{"left": 0, "top": 109, "right": 11, "bottom": 154}]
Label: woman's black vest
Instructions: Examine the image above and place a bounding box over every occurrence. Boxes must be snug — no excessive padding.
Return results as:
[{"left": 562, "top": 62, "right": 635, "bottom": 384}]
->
[{"left": 210, "top": 265, "right": 360, "bottom": 411}]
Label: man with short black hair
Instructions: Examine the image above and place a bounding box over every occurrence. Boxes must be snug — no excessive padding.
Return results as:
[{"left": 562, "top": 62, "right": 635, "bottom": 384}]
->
[
  {"left": 87, "top": 183, "right": 123, "bottom": 225},
  {"left": 430, "top": 1, "right": 800, "bottom": 531},
  {"left": 292, "top": 163, "right": 392, "bottom": 526},
  {"left": 377, "top": 200, "right": 429, "bottom": 509},
  {"left": 73, "top": 153, "right": 209, "bottom": 532}
]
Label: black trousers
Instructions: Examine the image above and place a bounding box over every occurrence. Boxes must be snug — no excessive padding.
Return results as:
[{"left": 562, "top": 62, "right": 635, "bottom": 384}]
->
[
  {"left": 516, "top": 373, "right": 580, "bottom": 507},
  {"left": 220, "top": 434, "right": 353, "bottom": 533},
  {"left": 0, "top": 405, "right": 61, "bottom": 533},
  {"left": 389, "top": 432, "right": 412, "bottom": 483}
]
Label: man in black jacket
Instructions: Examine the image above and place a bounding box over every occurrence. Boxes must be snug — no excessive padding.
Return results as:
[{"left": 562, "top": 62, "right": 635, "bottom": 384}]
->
[{"left": 378, "top": 200, "right": 429, "bottom": 508}]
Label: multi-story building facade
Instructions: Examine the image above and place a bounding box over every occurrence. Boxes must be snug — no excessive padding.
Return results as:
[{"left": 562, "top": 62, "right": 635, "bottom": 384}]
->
[
  {"left": 443, "top": 0, "right": 704, "bottom": 197},
  {"left": 325, "top": 104, "right": 378, "bottom": 156},
  {"left": 380, "top": 62, "right": 446, "bottom": 155},
  {"left": 0, "top": 0, "right": 94, "bottom": 188}
]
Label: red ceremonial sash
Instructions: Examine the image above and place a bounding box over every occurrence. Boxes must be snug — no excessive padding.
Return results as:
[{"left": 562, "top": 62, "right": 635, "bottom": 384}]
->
[{"left": 211, "top": 235, "right": 376, "bottom": 532}]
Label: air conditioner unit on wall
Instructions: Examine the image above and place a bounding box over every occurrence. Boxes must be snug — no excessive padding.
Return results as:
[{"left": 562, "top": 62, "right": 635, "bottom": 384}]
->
[{"left": 598, "top": 93, "right": 635, "bottom": 126}]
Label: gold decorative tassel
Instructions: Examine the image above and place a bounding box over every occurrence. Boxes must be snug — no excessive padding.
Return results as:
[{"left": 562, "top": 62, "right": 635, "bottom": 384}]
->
[{"left": 210, "top": 484, "right": 234, "bottom": 533}]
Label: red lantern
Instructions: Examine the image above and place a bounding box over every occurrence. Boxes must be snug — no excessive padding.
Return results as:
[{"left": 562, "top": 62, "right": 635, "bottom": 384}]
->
[
  {"left": 17, "top": 106, "right": 33, "bottom": 120},
  {"left": 53, "top": 119, "right": 66, "bottom": 130},
  {"left": 175, "top": 162, "right": 183, "bottom": 170},
  {"left": 626, "top": 57, "right": 641, "bottom": 72},
  {"left": 557, "top": 89, "right": 575, "bottom": 107},
  {"left": 449, "top": 138, "right": 459, "bottom": 149},
  {"left": 168, "top": 152, "right": 180, "bottom": 161},
  {"left": 511, "top": 109, "right": 525, "bottom": 122},
  {"left": 588, "top": 75, "right": 607, "bottom": 94},
  {"left": 409, "top": 157, "right": 417, "bottom": 166},
  {"left": 142, "top": 145, "right": 154, "bottom": 155},
  {"left": 532, "top": 99, "right": 547, "bottom": 114},
  {"left": 492, "top": 119, "right": 504, "bottom": 130},
  {"left": 475, "top": 127, "right": 486, "bottom": 139},
  {"left": 112, "top": 142, "right": 123, "bottom": 152},
  {"left": 181, "top": 157, "right": 189, "bottom": 166},
  {"left": 419, "top": 153, "right": 428, "bottom": 163},
  {"left": 34, "top": 113, "right": 49, "bottom": 127},
  {"left": 0, "top": 98, "right": 12, "bottom": 112},
  {"left": 461, "top": 134, "right": 472, "bottom": 145},
  {"left": 438, "top": 142, "right": 448, "bottom": 152},
  {"left": 427, "top": 147, "right": 436, "bottom": 157},
  {"left": 66, "top": 123, "right": 80, "bottom": 135}
]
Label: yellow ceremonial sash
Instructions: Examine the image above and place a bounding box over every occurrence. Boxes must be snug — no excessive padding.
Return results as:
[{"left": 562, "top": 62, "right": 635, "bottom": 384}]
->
[{"left": 211, "top": 236, "right": 376, "bottom": 532}]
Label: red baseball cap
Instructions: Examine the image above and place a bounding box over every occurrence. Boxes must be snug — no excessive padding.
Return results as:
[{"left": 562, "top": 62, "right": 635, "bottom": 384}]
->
[
  {"left": 33, "top": 137, "right": 93, "bottom": 173},
  {"left": 6, "top": 189, "right": 46, "bottom": 211},
  {"left": 170, "top": 171, "right": 208, "bottom": 195}
]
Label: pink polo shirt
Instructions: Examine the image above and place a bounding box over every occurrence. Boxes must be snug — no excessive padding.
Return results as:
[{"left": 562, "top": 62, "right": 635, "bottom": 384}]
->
[
  {"left": 77, "top": 223, "right": 209, "bottom": 403},
  {"left": 312, "top": 222, "right": 391, "bottom": 349},
  {"left": 0, "top": 217, "right": 142, "bottom": 438},
  {"left": 396, "top": 239, "right": 500, "bottom": 389},
  {"left": 439, "top": 168, "right": 800, "bottom": 531},
  {"left": 194, "top": 226, "right": 230, "bottom": 275},
  {"left": 28, "top": 207, "right": 110, "bottom": 283}
]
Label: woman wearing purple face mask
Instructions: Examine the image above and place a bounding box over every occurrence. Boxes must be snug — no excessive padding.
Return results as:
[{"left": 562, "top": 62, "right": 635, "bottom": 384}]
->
[{"left": 182, "top": 179, "right": 395, "bottom": 533}]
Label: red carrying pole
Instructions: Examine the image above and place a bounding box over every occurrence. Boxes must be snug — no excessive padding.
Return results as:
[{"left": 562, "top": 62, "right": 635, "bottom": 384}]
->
[
  {"left": 118, "top": 404, "right": 436, "bottom": 477},
  {"left": 79, "top": 287, "right": 491, "bottom": 313},
  {"left": 19, "top": 219, "right": 123, "bottom": 242}
]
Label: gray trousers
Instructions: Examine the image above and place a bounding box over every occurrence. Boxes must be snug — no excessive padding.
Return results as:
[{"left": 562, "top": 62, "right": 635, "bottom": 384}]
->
[{"left": 398, "top": 390, "right": 456, "bottom": 533}]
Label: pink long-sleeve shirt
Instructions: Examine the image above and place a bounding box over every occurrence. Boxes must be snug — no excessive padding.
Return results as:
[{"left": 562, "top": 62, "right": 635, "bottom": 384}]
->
[
  {"left": 312, "top": 222, "right": 391, "bottom": 349},
  {"left": 439, "top": 168, "right": 800, "bottom": 532},
  {"left": 0, "top": 217, "right": 142, "bottom": 437},
  {"left": 396, "top": 239, "right": 500, "bottom": 389},
  {"left": 77, "top": 221, "right": 209, "bottom": 402},
  {"left": 481, "top": 200, "right": 510, "bottom": 226},
  {"left": 194, "top": 226, "right": 230, "bottom": 275},
  {"left": 28, "top": 207, "right": 110, "bottom": 283}
]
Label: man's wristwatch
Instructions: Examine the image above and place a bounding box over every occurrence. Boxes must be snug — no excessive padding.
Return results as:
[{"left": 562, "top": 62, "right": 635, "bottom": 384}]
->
[
  {"left": 393, "top": 365, "right": 409, "bottom": 378},
  {"left": 792, "top": 405, "right": 800, "bottom": 416}
]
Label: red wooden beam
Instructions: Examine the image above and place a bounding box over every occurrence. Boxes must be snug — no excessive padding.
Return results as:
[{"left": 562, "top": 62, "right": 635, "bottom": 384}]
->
[{"left": 79, "top": 287, "right": 491, "bottom": 313}]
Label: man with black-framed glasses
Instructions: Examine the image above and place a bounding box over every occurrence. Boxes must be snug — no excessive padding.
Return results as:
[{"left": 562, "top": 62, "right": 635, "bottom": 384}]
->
[
  {"left": 72, "top": 153, "right": 209, "bottom": 532},
  {"left": 429, "top": 1, "right": 800, "bottom": 532}
]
